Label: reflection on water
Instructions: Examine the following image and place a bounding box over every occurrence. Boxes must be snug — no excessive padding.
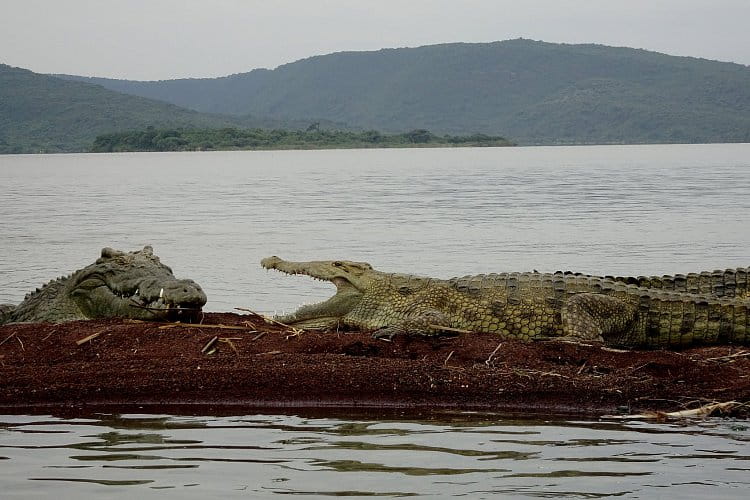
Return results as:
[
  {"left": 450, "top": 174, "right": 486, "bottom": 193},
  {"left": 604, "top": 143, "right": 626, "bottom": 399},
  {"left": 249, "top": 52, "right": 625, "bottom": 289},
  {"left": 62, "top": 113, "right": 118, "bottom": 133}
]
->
[{"left": 0, "top": 412, "right": 748, "bottom": 498}]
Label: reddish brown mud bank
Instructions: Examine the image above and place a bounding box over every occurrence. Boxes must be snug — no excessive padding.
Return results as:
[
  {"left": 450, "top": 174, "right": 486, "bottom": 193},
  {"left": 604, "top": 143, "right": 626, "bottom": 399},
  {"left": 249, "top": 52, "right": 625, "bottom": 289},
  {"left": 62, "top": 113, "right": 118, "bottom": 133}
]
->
[{"left": 1, "top": 313, "right": 748, "bottom": 417}]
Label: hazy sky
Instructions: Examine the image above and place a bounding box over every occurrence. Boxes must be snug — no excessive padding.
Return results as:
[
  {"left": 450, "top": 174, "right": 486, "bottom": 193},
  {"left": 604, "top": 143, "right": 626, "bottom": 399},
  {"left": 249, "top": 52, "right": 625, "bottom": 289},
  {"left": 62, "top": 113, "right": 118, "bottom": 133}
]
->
[{"left": 2, "top": 0, "right": 749, "bottom": 80}]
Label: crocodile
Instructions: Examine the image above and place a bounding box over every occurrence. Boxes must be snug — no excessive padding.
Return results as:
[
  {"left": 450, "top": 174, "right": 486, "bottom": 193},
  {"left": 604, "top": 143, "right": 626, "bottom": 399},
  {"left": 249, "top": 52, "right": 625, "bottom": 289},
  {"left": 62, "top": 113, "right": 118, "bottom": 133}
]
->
[
  {"left": 1, "top": 246, "right": 207, "bottom": 324},
  {"left": 261, "top": 256, "right": 749, "bottom": 348}
]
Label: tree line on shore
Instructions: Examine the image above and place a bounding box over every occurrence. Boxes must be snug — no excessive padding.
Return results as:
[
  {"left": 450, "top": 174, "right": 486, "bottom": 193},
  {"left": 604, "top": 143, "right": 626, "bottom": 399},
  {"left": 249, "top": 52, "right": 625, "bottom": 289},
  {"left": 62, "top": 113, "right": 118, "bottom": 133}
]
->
[{"left": 90, "top": 126, "right": 515, "bottom": 152}]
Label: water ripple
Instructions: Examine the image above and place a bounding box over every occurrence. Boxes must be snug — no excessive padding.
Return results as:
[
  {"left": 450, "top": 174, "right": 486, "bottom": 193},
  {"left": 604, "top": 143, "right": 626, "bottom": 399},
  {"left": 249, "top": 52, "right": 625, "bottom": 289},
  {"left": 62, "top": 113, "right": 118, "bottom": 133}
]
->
[
  {"left": 2, "top": 412, "right": 748, "bottom": 498},
  {"left": 1, "top": 145, "right": 749, "bottom": 311}
]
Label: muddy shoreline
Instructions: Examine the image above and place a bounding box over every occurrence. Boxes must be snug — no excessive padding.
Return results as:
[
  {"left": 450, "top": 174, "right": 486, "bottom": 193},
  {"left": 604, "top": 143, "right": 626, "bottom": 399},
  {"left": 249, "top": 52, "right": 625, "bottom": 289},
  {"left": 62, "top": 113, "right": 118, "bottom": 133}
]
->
[{"left": 1, "top": 312, "right": 748, "bottom": 418}]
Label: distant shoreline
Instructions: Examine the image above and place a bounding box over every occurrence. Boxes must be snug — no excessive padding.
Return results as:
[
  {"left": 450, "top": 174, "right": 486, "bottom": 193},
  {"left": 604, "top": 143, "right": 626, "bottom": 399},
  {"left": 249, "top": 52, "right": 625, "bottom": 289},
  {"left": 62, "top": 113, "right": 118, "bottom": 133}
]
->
[
  {"left": 6, "top": 141, "right": 750, "bottom": 156},
  {"left": 88, "top": 126, "right": 515, "bottom": 153},
  {"left": 87, "top": 142, "right": 516, "bottom": 154}
]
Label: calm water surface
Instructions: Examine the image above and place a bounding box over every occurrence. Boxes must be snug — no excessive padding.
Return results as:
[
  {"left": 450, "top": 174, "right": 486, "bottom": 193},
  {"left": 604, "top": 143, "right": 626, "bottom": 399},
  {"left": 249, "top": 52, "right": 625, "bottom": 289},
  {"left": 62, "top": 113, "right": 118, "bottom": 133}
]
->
[
  {"left": 1, "top": 412, "right": 748, "bottom": 498},
  {"left": 1, "top": 145, "right": 749, "bottom": 497},
  {"left": 1, "top": 144, "right": 748, "bottom": 314}
]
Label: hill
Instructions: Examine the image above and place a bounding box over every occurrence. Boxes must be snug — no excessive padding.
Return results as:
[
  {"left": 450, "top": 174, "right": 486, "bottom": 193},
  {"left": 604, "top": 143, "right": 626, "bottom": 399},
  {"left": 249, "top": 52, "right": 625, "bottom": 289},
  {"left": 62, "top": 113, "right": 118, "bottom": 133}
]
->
[
  {"left": 0, "top": 65, "right": 340, "bottom": 153},
  {"left": 0, "top": 64, "right": 247, "bottom": 153},
  {"left": 58, "top": 39, "right": 750, "bottom": 144}
]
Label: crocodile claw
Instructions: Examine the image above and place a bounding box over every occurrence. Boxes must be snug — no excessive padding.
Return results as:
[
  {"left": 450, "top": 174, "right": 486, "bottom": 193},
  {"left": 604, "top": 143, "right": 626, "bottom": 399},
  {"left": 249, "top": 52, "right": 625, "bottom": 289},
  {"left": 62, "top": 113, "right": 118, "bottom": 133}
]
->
[{"left": 371, "top": 327, "right": 398, "bottom": 341}]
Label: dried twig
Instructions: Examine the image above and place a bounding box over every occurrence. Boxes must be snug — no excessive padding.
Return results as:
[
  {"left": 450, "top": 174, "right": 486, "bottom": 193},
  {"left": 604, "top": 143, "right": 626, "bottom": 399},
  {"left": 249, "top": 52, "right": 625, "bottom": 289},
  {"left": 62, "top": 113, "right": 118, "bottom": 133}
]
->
[
  {"left": 602, "top": 401, "right": 741, "bottom": 420},
  {"left": 428, "top": 324, "right": 474, "bottom": 334},
  {"left": 234, "top": 307, "right": 264, "bottom": 317},
  {"left": 201, "top": 336, "right": 219, "bottom": 354},
  {"left": 235, "top": 307, "right": 291, "bottom": 328},
  {"left": 485, "top": 342, "right": 503, "bottom": 367},
  {"left": 600, "top": 346, "right": 630, "bottom": 353},
  {"left": 154, "top": 322, "right": 255, "bottom": 331},
  {"left": 76, "top": 331, "right": 102, "bottom": 346},
  {"left": 703, "top": 350, "right": 750, "bottom": 363},
  {"left": 553, "top": 339, "right": 595, "bottom": 348},
  {"left": 512, "top": 368, "right": 532, "bottom": 379},
  {"left": 267, "top": 317, "right": 293, "bottom": 328},
  {"left": 0, "top": 332, "right": 17, "bottom": 347},
  {"left": 256, "top": 350, "right": 282, "bottom": 356},
  {"left": 512, "top": 368, "right": 566, "bottom": 379},
  {"left": 444, "top": 350, "right": 454, "bottom": 366},
  {"left": 219, "top": 338, "right": 240, "bottom": 354},
  {"left": 285, "top": 328, "right": 305, "bottom": 340},
  {"left": 251, "top": 332, "right": 267, "bottom": 341},
  {"left": 628, "top": 362, "right": 653, "bottom": 374}
]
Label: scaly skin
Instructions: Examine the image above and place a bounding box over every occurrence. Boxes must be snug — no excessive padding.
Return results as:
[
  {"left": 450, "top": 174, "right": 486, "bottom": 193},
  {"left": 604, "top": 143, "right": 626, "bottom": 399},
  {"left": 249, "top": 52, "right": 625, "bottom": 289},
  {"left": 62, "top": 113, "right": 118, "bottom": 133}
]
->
[
  {"left": 532, "top": 268, "right": 749, "bottom": 299},
  {"left": 608, "top": 268, "right": 749, "bottom": 299},
  {"left": 261, "top": 257, "right": 749, "bottom": 348},
  {"left": 1, "top": 246, "right": 207, "bottom": 324}
]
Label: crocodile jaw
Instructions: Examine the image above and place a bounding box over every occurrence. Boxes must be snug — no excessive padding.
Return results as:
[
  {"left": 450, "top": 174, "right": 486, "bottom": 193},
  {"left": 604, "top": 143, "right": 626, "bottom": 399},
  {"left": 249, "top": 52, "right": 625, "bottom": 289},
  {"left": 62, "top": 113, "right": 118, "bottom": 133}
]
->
[
  {"left": 71, "top": 275, "right": 207, "bottom": 321},
  {"left": 261, "top": 256, "right": 369, "bottom": 326}
]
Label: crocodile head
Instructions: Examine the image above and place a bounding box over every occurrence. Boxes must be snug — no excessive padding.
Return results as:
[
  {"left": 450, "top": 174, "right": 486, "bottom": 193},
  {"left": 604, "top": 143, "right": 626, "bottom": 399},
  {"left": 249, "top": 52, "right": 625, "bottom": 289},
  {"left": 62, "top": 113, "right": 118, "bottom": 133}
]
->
[
  {"left": 261, "top": 256, "right": 379, "bottom": 328},
  {"left": 69, "top": 246, "right": 207, "bottom": 322}
]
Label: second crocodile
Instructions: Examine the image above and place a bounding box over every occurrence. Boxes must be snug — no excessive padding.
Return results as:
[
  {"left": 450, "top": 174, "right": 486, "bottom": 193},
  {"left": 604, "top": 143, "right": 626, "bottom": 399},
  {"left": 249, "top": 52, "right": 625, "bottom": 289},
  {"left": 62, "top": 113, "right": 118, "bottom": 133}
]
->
[{"left": 261, "top": 256, "right": 749, "bottom": 348}]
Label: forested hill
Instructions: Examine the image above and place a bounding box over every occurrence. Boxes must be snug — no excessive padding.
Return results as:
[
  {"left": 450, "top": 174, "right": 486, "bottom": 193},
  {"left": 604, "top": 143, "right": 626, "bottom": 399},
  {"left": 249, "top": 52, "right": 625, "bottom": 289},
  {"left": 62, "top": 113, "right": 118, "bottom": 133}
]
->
[
  {"left": 0, "top": 64, "right": 339, "bottom": 153},
  {"left": 58, "top": 39, "right": 750, "bottom": 144},
  {"left": 0, "top": 64, "right": 247, "bottom": 153}
]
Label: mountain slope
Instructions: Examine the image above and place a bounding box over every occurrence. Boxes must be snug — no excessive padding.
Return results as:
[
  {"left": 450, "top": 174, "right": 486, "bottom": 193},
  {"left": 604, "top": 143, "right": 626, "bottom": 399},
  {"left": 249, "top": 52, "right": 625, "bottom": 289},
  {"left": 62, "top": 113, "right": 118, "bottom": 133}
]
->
[
  {"left": 58, "top": 39, "right": 750, "bottom": 144},
  {"left": 0, "top": 64, "right": 247, "bottom": 153}
]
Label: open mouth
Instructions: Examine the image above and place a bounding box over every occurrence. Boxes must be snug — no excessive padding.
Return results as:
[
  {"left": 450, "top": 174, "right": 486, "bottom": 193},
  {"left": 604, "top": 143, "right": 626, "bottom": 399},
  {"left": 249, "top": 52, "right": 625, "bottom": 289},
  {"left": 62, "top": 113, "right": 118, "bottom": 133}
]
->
[
  {"left": 262, "top": 259, "right": 362, "bottom": 327},
  {"left": 263, "top": 267, "right": 340, "bottom": 307}
]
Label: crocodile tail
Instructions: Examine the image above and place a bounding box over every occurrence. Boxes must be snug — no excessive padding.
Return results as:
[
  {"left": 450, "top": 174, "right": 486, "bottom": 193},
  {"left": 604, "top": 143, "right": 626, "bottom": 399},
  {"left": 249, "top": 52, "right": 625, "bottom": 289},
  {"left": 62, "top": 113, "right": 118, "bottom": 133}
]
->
[
  {"left": 616, "top": 268, "right": 749, "bottom": 299},
  {"left": 634, "top": 292, "right": 749, "bottom": 348}
]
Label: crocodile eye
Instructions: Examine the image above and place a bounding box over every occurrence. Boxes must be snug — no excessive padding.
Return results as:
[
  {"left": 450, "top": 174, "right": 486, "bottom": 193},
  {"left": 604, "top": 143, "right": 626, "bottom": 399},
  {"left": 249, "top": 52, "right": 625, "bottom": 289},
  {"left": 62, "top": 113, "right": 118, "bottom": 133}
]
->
[{"left": 333, "top": 261, "right": 343, "bottom": 267}]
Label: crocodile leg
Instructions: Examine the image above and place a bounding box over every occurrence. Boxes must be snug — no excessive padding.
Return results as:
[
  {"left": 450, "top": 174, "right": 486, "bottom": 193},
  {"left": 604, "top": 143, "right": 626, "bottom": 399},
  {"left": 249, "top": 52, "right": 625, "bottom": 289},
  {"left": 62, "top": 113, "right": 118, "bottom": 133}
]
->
[
  {"left": 561, "top": 293, "right": 638, "bottom": 342},
  {"left": 0, "top": 304, "right": 16, "bottom": 324},
  {"left": 371, "top": 309, "right": 452, "bottom": 340}
]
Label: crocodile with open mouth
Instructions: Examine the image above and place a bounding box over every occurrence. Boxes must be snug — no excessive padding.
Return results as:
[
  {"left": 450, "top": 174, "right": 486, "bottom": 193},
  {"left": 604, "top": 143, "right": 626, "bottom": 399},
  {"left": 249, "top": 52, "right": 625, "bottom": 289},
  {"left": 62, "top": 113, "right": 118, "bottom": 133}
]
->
[
  {"left": 261, "top": 256, "right": 749, "bottom": 348},
  {"left": 0, "top": 246, "right": 207, "bottom": 324}
]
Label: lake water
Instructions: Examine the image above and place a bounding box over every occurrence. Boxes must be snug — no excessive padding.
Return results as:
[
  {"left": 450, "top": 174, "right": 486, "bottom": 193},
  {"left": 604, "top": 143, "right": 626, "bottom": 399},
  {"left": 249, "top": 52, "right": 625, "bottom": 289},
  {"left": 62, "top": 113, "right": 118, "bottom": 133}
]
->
[
  {"left": 1, "top": 145, "right": 749, "bottom": 497},
  {"left": 1, "top": 411, "right": 749, "bottom": 498},
  {"left": 1, "top": 145, "right": 748, "bottom": 315}
]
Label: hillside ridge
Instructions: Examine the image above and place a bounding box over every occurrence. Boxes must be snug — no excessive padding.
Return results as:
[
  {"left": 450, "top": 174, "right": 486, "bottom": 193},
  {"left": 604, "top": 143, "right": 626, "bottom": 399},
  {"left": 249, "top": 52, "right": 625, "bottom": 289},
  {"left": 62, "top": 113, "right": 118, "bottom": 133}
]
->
[{"left": 55, "top": 39, "right": 750, "bottom": 144}]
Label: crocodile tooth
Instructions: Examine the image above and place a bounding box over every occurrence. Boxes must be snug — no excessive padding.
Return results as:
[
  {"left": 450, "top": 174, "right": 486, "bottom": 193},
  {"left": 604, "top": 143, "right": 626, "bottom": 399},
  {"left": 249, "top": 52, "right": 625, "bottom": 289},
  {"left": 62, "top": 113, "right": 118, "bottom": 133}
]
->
[{"left": 159, "top": 288, "right": 164, "bottom": 298}]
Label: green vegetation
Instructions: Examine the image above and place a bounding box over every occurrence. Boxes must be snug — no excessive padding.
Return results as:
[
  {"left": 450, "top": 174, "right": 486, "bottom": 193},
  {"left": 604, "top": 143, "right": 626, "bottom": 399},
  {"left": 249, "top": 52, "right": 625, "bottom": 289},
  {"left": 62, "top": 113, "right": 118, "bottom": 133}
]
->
[
  {"left": 0, "top": 64, "right": 336, "bottom": 154},
  {"left": 5, "top": 39, "right": 750, "bottom": 153},
  {"left": 91, "top": 127, "right": 514, "bottom": 152},
  {"left": 0, "top": 64, "right": 246, "bottom": 153},
  {"left": 61, "top": 39, "right": 750, "bottom": 145}
]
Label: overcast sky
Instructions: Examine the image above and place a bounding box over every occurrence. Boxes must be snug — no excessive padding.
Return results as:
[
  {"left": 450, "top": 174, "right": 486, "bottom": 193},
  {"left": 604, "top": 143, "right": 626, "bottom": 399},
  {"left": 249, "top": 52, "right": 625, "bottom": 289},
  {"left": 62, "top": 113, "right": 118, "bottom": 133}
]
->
[{"left": 2, "top": 0, "right": 749, "bottom": 80}]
